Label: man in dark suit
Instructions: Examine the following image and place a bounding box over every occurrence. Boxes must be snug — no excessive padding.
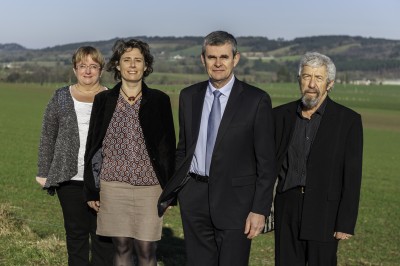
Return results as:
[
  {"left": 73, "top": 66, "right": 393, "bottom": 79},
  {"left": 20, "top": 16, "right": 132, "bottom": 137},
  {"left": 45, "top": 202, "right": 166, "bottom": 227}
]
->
[
  {"left": 158, "top": 31, "right": 276, "bottom": 265},
  {"left": 273, "top": 52, "right": 363, "bottom": 265}
]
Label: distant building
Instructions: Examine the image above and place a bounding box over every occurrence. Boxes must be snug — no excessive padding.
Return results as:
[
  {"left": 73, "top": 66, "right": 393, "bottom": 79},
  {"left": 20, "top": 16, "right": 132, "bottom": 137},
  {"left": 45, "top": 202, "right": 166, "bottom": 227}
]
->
[
  {"left": 241, "top": 52, "right": 274, "bottom": 60},
  {"left": 172, "top": 55, "right": 184, "bottom": 60},
  {"left": 2, "top": 62, "right": 23, "bottom": 69},
  {"left": 381, "top": 80, "right": 400, "bottom": 85},
  {"left": 351, "top": 79, "right": 372, "bottom": 85}
]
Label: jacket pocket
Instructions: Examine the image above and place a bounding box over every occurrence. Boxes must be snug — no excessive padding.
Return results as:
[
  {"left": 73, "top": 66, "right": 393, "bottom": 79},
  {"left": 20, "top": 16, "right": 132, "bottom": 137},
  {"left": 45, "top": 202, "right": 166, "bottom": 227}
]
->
[{"left": 232, "top": 175, "right": 257, "bottom": 187}]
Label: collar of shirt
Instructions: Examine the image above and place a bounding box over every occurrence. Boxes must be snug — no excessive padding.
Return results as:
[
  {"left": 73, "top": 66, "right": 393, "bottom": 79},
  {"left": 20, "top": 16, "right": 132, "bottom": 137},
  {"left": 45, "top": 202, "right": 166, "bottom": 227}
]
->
[
  {"left": 297, "top": 97, "right": 328, "bottom": 119},
  {"left": 207, "top": 75, "right": 235, "bottom": 100}
]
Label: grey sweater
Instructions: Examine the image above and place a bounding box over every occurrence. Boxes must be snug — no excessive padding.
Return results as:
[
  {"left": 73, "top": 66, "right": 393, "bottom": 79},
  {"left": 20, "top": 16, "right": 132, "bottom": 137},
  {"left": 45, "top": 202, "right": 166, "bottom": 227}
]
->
[{"left": 37, "top": 86, "right": 80, "bottom": 192}]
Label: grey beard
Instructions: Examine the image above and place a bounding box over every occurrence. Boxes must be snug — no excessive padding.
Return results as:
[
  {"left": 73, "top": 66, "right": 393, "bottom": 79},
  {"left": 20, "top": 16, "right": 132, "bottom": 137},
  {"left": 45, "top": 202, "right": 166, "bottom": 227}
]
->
[{"left": 301, "top": 95, "right": 319, "bottom": 109}]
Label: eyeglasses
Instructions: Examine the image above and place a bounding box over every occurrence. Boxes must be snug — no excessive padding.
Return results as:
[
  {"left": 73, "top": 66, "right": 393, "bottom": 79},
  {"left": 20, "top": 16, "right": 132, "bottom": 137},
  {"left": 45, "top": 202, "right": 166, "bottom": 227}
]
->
[{"left": 76, "top": 64, "right": 101, "bottom": 71}]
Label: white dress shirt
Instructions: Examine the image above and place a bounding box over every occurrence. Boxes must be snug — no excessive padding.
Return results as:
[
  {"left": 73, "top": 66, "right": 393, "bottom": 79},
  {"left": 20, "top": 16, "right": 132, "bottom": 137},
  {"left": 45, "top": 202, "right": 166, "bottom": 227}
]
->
[{"left": 190, "top": 75, "right": 235, "bottom": 175}]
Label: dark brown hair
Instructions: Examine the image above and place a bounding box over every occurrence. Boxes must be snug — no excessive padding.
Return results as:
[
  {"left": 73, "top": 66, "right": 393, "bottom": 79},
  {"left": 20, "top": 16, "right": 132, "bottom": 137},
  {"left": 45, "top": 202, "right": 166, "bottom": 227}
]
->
[{"left": 106, "top": 39, "right": 154, "bottom": 81}]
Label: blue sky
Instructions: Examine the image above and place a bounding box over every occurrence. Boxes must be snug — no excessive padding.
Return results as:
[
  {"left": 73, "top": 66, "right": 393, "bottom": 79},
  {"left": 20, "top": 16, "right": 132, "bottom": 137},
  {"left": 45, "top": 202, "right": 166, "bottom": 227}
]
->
[{"left": 1, "top": 0, "right": 399, "bottom": 49}]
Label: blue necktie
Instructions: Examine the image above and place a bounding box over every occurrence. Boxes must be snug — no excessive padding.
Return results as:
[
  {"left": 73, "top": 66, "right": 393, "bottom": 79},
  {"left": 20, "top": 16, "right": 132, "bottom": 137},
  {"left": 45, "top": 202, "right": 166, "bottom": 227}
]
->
[{"left": 205, "top": 90, "right": 222, "bottom": 176}]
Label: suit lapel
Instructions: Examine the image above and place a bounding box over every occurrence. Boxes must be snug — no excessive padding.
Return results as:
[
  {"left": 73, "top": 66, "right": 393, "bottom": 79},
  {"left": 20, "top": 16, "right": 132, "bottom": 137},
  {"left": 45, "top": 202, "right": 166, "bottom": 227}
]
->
[
  {"left": 309, "top": 97, "right": 336, "bottom": 153},
  {"left": 284, "top": 101, "right": 298, "bottom": 140},
  {"left": 213, "top": 79, "right": 244, "bottom": 150},
  {"left": 191, "top": 82, "right": 208, "bottom": 146},
  {"left": 104, "top": 83, "right": 120, "bottom": 129},
  {"left": 138, "top": 83, "right": 151, "bottom": 131}
]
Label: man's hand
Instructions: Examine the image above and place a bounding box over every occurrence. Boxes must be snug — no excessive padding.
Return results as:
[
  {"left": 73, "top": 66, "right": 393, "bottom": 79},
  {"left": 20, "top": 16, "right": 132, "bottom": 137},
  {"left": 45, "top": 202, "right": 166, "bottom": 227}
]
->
[
  {"left": 87, "top": 201, "right": 100, "bottom": 212},
  {"left": 244, "top": 212, "right": 265, "bottom": 239},
  {"left": 36, "top": 176, "right": 47, "bottom": 187},
  {"left": 334, "top": 232, "right": 353, "bottom": 240}
]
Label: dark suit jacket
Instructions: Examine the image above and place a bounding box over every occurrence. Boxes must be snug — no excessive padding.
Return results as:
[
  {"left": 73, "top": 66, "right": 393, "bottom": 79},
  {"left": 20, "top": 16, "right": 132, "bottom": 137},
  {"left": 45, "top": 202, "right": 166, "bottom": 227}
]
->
[
  {"left": 158, "top": 78, "right": 276, "bottom": 229},
  {"left": 273, "top": 97, "right": 363, "bottom": 241},
  {"left": 84, "top": 82, "right": 176, "bottom": 201}
]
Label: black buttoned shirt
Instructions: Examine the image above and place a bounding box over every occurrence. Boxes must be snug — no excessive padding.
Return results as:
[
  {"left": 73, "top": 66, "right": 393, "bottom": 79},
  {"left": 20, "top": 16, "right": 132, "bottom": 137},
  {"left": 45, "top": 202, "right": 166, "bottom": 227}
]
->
[{"left": 279, "top": 99, "right": 327, "bottom": 192}]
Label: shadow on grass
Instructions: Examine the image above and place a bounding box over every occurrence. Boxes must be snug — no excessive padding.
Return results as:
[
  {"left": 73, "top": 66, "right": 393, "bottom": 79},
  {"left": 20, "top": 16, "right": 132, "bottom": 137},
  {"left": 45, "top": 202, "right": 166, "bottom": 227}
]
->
[{"left": 157, "top": 227, "right": 186, "bottom": 266}]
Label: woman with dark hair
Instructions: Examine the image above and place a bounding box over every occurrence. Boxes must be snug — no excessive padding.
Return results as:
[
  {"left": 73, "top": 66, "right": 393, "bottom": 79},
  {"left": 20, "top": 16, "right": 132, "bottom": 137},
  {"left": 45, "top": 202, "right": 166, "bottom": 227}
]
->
[
  {"left": 36, "top": 46, "right": 114, "bottom": 265},
  {"left": 84, "top": 39, "right": 176, "bottom": 266}
]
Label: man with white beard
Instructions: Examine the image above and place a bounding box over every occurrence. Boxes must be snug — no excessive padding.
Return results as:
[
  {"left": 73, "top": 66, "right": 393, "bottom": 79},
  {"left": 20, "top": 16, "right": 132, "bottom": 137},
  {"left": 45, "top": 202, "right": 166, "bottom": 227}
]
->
[{"left": 273, "top": 52, "right": 363, "bottom": 266}]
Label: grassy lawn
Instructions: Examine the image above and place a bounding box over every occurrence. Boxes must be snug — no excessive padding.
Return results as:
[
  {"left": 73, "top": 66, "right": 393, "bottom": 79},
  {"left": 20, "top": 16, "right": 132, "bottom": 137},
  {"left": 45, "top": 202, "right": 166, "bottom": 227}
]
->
[{"left": 0, "top": 82, "right": 399, "bottom": 265}]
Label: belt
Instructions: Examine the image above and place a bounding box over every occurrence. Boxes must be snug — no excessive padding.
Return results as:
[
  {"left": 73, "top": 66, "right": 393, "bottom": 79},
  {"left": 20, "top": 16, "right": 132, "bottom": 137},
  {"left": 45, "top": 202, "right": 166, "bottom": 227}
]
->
[
  {"left": 298, "top": 186, "right": 305, "bottom": 194},
  {"left": 188, "top": 172, "right": 209, "bottom": 183},
  {"left": 281, "top": 186, "right": 306, "bottom": 194}
]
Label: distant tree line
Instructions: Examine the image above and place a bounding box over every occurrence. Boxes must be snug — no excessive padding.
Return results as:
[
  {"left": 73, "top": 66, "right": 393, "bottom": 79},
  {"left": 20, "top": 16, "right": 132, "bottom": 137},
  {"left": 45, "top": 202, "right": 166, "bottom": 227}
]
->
[
  {"left": 2, "top": 57, "right": 398, "bottom": 84},
  {"left": 1, "top": 35, "right": 400, "bottom": 84},
  {"left": 0, "top": 60, "right": 300, "bottom": 84}
]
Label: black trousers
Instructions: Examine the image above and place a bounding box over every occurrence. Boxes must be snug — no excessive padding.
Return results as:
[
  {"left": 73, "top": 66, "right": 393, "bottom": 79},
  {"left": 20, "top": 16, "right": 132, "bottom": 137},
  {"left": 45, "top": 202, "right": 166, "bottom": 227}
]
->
[
  {"left": 178, "top": 178, "right": 252, "bottom": 266},
  {"left": 56, "top": 181, "right": 114, "bottom": 266},
  {"left": 274, "top": 188, "right": 338, "bottom": 266}
]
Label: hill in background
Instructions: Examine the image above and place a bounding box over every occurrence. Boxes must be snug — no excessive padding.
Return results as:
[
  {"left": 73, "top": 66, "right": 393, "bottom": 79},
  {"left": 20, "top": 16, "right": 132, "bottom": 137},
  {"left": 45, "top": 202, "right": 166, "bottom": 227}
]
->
[{"left": 1, "top": 35, "right": 400, "bottom": 85}]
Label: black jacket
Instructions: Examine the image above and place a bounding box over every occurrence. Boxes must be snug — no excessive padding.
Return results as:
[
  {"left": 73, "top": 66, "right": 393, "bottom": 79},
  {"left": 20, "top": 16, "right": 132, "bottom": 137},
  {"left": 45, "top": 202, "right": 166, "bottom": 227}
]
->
[
  {"left": 158, "top": 78, "right": 276, "bottom": 228},
  {"left": 84, "top": 82, "right": 176, "bottom": 201},
  {"left": 274, "top": 97, "right": 363, "bottom": 241}
]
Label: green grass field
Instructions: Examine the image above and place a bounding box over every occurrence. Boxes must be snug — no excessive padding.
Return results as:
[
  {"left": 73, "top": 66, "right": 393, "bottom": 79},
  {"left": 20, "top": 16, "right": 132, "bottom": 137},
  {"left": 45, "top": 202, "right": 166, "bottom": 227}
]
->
[{"left": 0, "top": 82, "right": 399, "bottom": 265}]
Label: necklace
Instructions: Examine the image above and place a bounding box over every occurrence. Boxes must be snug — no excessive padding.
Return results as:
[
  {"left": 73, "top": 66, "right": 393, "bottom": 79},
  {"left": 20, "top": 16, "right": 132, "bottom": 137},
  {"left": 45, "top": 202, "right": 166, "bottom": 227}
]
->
[
  {"left": 121, "top": 87, "right": 142, "bottom": 101},
  {"left": 75, "top": 84, "right": 101, "bottom": 94}
]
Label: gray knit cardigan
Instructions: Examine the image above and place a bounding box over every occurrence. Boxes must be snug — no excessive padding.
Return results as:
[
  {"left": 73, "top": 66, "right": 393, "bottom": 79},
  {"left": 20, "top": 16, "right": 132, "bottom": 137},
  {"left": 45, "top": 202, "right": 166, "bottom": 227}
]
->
[{"left": 37, "top": 86, "right": 80, "bottom": 193}]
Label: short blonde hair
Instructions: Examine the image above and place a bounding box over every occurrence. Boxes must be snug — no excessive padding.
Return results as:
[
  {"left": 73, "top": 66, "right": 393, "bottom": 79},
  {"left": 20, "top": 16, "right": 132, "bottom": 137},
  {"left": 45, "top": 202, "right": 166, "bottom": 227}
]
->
[{"left": 72, "top": 46, "right": 105, "bottom": 70}]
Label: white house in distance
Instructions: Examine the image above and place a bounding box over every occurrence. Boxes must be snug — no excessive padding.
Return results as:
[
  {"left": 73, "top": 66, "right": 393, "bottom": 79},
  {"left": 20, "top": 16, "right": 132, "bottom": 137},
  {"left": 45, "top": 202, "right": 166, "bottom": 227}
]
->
[{"left": 381, "top": 79, "right": 400, "bottom": 85}]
